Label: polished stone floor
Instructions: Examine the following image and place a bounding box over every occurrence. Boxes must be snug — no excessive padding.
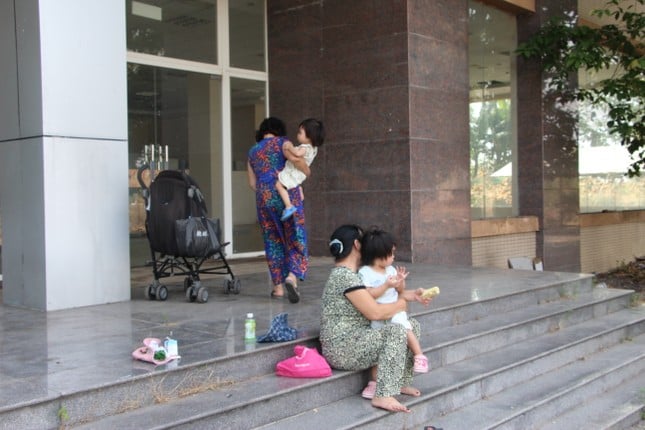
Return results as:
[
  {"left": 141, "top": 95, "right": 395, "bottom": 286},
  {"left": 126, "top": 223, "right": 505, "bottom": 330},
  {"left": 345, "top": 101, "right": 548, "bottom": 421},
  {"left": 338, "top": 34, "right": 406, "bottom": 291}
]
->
[{"left": 0, "top": 256, "right": 590, "bottom": 412}]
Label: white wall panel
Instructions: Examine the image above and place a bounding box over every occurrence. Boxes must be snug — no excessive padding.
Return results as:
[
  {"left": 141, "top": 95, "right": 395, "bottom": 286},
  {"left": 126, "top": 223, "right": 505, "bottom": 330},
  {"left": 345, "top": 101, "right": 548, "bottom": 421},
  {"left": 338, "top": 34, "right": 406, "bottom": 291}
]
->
[
  {"left": 43, "top": 137, "right": 130, "bottom": 309},
  {"left": 38, "top": 0, "right": 127, "bottom": 140}
]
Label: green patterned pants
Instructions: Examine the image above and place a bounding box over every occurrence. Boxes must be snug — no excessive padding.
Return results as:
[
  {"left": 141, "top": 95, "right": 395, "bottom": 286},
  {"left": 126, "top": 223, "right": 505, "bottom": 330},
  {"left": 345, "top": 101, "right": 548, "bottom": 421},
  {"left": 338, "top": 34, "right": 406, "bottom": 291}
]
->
[{"left": 324, "top": 318, "right": 420, "bottom": 398}]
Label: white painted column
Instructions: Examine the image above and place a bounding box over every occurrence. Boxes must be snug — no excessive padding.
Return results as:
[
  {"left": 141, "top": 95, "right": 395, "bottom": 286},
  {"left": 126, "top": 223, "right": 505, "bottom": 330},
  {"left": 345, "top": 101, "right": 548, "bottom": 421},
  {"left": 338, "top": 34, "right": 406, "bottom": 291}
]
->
[{"left": 0, "top": 0, "right": 130, "bottom": 310}]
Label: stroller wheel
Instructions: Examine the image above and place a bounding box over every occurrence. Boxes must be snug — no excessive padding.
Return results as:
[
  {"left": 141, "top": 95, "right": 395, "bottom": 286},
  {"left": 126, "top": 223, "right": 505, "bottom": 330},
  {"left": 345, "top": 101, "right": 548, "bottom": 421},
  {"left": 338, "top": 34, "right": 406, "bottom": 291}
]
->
[
  {"left": 223, "top": 278, "right": 241, "bottom": 294},
  {"left": 186, "top": 286, "right": 197, "bottom": 302},
  {"left": 183, "top": 277, "right": 193, "bottom": 291},
  {"left": 197, "top": 287, "right": 209, "bottom": 303},
  {"left": 231, "top": 278, "right": 241, "bottom": 295},
  {"left": 157, "top": 285, "right": 168, "bottom": 301},
  {"left": 145, "top": 284, "right": 156, "bottom": 300}
]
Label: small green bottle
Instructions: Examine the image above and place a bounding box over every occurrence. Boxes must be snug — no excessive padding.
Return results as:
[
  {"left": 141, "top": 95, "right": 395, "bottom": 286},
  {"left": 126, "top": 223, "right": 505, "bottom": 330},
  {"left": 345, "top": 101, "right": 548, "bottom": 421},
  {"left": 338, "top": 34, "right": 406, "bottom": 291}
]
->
[{"left": 244, "top": 313, "right": 256, "bottom": 342}]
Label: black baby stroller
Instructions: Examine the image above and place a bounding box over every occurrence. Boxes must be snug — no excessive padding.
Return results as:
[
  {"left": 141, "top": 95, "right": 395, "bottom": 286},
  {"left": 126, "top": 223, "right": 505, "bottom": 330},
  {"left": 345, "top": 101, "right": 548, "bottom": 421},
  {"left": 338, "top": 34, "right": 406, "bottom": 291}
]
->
[{"left": 137, "top": 166, "right": 241, "bottom": 303}]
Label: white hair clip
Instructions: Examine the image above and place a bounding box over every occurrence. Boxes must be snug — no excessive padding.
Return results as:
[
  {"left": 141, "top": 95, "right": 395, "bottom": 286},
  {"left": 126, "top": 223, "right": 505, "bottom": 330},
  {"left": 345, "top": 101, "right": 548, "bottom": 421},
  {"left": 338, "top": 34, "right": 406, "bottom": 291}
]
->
[{"left": 329, "top": 238, "right": 344, "bottom": 254}]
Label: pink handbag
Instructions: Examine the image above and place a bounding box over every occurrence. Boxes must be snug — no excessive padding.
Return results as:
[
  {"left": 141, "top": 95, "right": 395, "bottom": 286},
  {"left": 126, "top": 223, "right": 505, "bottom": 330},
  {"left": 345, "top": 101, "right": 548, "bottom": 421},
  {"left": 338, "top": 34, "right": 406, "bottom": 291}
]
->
[{"left": 276, "top": 345, "right": 332, "bottom": 378}]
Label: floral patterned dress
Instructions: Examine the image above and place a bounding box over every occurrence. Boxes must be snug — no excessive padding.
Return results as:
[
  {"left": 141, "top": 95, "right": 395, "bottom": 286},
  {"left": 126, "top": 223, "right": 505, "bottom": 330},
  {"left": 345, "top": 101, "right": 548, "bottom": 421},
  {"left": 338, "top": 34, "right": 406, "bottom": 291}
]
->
[
  {"left": 248, "top": 136, "right": 308, "bottom": 286},
  {"left": 320, "top": 266, "right": 418, "bottom": 398}
]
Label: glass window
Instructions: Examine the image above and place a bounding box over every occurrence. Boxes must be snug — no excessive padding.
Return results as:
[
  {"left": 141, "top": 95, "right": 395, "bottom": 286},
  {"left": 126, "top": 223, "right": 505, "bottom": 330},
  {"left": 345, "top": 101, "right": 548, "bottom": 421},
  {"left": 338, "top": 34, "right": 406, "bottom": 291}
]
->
[
  {"left": 229, "top": 1, "right": 266, "bottom": 71},
  {"left": 469, "top": 1, "right": 517, "bottom": 219},
  {"left": 578, "top": 69, "right": 645, "bottom": 212},
  {"left": 127, "top": 64, "right": 223, "bottom": 265},
  {"left": 576, "top": 0, "right": 644, "bottom": 212},
  {"left": 127, "top": 0, "right": 217, "bottom": 64},
  {"left": 230, "top": 77, "right": 266, "bottom": 253}
]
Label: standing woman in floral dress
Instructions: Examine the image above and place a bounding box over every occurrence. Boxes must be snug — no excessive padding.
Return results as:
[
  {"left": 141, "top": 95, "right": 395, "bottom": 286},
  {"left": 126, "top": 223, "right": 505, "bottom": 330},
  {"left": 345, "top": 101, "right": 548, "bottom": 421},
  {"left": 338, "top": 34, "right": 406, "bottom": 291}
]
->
[{"left": 247, "top": 117, "right": 309, "bottom": 303}]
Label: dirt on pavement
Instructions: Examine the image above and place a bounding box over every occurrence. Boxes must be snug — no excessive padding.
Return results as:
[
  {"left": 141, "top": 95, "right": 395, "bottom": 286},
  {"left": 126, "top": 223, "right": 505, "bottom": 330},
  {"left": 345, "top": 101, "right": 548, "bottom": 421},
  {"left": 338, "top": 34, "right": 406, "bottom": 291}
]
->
[{"left": 594, "top": 256, "right": 645, "bottom": 303}]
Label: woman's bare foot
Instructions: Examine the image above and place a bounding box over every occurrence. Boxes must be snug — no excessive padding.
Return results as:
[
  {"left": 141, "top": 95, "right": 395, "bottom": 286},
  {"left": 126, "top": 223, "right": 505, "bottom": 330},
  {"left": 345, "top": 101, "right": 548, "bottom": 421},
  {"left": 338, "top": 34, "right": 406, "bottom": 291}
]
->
[
  {"left": 271, "top": 284, "right": 284, "bottom": 298},
  {"left": 400, "top": 386, "right": 421, "bottom": 397},
  {"left": 371, "top": 396, "right": 410, "bottom": 412}
]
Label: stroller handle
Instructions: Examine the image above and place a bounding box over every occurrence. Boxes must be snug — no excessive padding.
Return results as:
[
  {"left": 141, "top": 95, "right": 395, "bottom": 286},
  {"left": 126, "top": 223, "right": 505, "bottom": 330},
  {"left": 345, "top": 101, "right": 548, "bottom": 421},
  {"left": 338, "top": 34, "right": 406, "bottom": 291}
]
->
[{"left": 137, "top": 163, "right": 151, "bottom": 191}]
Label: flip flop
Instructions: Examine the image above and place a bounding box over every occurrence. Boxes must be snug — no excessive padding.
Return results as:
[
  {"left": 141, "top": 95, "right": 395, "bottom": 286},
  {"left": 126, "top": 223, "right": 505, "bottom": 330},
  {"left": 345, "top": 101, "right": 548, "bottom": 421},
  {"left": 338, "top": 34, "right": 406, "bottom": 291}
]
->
[{"left": 284, "top": 279, "right": 300, "bottom": 304}]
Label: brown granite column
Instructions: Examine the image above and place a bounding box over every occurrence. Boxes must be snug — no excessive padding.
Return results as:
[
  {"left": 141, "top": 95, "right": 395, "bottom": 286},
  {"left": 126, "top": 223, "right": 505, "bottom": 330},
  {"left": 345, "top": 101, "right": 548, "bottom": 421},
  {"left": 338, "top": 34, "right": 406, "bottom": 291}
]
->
[
  {"left": 517, "top": 0, "right": 581, "bottom": 272},
  {"left": 268, "top": 1, "right": 471, "bottom": 264},
  {"left": 267, "top": 0, "right": 328, "bottom": 254},
  {"left": 319, "top": 0, "right": 415, "bottom": 260},
  {"left": 407, "top": 0, "right": 472, "bottom": 264}
]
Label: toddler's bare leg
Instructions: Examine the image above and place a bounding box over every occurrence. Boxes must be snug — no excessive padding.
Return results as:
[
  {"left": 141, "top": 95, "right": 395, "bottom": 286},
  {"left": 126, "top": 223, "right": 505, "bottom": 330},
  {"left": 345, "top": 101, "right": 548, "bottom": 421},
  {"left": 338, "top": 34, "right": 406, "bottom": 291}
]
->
[
  {"left": 407, "top": 329, "right": 422, "bottom": 356},
  {"left": 276, "top": 180, "right": 293, "bottom": 209}
]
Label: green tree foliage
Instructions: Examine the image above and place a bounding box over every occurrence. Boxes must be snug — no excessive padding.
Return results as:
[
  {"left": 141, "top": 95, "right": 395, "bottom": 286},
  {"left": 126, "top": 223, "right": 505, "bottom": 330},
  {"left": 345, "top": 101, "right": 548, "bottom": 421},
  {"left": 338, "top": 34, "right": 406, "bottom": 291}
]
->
[
  {"left": 516, "top": 0, "right": 644, "bottom": 176},
  {"left": 470, "top": 100, "right": 512, "bottom": 177}
]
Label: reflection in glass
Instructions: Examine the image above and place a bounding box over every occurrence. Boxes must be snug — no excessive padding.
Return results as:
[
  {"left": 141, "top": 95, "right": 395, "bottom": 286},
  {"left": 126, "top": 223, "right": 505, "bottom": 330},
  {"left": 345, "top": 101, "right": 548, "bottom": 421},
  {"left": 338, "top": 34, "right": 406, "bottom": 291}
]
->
[
  {"left": 468, "top": 1, "right": 517, "bottom": 219},
  {"left": 576, "top": 0, "right": 644, "bottom": 212},
  {"left": 229, "top": 1, "right": 266, "bottom": 71},
  {"left": 578, "top": 69, "right": 645, "bottom": 212},
  {"left": 127, "top": 64, "right": 222, "bottom": 266},
  {"left": 126, "top": 0, "right": 217, "bottom": 64},
  {"left": 230, "top": 78, "right": 266, "bottom": 253}
]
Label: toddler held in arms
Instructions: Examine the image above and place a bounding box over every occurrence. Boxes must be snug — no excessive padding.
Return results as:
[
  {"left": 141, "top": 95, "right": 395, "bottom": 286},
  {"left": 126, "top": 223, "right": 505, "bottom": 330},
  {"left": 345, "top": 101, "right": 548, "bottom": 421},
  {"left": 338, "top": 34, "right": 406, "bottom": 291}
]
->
[{"left": 276, "top": 118, "right": 324, "bottom": 221}]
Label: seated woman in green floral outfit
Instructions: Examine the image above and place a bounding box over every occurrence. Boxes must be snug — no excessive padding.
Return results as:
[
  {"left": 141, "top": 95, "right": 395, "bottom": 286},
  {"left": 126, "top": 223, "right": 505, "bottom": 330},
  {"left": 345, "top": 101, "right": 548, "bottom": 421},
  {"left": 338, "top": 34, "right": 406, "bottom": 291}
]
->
[{"left": 319, "top": 224, "right": 434, "bottom": 413}]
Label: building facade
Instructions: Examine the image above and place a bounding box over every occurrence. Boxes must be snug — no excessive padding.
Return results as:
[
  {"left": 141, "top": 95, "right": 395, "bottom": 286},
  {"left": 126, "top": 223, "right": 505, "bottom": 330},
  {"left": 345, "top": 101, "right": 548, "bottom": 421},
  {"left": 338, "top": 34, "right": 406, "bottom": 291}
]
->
[{"left": 1, "top": 0, "right": 643, "bottom": 310}]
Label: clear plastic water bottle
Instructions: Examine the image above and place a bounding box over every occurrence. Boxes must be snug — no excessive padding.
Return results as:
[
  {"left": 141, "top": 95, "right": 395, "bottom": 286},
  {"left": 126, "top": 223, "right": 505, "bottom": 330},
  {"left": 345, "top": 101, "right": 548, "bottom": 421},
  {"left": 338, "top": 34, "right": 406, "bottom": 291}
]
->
[
  {"left": 164, "top": 337, "right": 178, "bottom": 356},
  {"left": 244, "top": 313, "right": 256, "bottom": 342}
]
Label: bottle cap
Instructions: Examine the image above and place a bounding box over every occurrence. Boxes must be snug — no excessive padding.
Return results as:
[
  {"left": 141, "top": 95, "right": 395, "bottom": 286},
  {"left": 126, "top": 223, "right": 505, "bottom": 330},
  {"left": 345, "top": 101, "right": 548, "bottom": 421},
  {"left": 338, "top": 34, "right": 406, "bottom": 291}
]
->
[{"left": 247, "top": 313, "right": 253, "bottom": 318}]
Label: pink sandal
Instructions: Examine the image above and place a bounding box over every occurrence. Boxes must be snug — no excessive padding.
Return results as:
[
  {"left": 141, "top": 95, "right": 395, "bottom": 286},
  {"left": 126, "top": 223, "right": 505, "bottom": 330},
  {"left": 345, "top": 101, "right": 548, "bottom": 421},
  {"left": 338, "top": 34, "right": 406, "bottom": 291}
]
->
[
  {"left": 413, "top": 354, "right": 429, "bottom": 373},
  {"left": 361, "top": 380, "right": 376, "bottom": 399}
]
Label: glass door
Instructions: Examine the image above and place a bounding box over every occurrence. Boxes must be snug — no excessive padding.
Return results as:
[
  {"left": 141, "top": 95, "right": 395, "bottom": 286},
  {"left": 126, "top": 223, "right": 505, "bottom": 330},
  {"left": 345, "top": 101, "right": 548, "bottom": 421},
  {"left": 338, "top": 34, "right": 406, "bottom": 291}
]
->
[
  {"left": 126, "top": 0, "right": 267, "bottom": 265},
  {"left": 127, "top": 64, "right": 224, "bottom": 266},
  {"left": 229, "top": 77, "right": 266, "bottom": 254}
]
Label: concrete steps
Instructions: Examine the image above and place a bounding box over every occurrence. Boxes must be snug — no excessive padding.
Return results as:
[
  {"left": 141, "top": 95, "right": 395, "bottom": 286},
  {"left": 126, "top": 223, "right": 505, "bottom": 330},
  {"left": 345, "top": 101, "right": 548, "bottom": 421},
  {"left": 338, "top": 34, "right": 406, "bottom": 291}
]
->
[
  {"left": 412, "top": 332, "right": 645, "bottom": 430},
  {"left": 538, "top": 369, "right": 645, "bottom": 430},
  {"left": 3, "top": 272, "right": 644, "bottom": 429},
  {"left": 255, "top": 306, "right": 645, "bottom": 430},
  {"left": 0, "top": 336, "right": 321, "bottom": 430},
  {"left": 73, "top": 278, "right": 644, "bottom": 429}
]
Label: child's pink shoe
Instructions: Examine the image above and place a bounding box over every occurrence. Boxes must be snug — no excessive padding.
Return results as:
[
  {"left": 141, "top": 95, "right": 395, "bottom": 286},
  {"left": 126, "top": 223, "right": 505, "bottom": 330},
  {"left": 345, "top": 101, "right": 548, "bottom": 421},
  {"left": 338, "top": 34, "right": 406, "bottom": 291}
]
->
[
  {"left": 143, "top": 337, "right": 161, "bottom": 348},
  {"left": 361, "top": 380, "right": 376, "bottom": 399},
  {"left": 413, "top": 354, "right": 429, "bottom": 373}
]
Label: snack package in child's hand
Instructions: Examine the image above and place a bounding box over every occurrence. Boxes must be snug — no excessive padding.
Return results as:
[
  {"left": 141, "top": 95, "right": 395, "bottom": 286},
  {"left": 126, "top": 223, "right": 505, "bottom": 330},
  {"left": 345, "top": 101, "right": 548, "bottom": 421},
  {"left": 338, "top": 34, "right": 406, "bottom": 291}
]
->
[{"left": 421, "top": 286, "right": 440, "bottom": 299}]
